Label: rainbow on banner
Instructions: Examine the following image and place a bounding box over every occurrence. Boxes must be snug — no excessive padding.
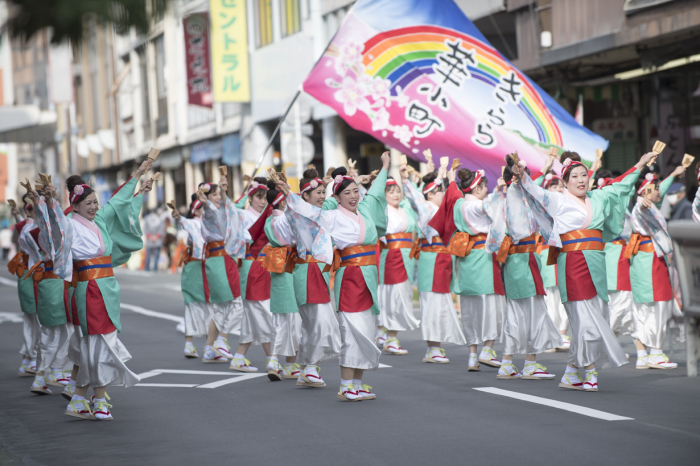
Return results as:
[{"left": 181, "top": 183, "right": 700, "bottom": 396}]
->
[{"left": 361, "top": 26, "right": 562, "bottom": 147}]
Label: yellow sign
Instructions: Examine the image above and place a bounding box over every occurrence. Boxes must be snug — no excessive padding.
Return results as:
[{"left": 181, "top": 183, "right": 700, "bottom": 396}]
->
[{"left": 210, "top": 0, "right": 250, "bottom": 102}]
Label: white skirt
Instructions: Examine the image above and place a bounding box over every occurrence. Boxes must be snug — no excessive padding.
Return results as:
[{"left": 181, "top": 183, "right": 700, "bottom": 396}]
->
[
  {"left": 563, "top": 296, "right": 628, "bottom": 369},
  {"left": 272, "top": 313, "right": 302, "bottom": 357},
  {"left": 502, "top": 296, "right": 561, "bottom": 355},
  {"left": 460, "top": 294, "right": 505, "bottom": 346},
  {"left": 297, "top": 302, "right": 341, "bottom": 366},
  {"left": 76, "top": 330, "right": 140, "bottom": 388},
  {"left": 185, "top": 302, "right": 211, "bottom": 337},
  {"left": 68, "top": 324, "right": 82, "bottom": 366},
  {"left": 209, "top": 298, "right": 243, "bottom": 335},
  {"left": 377, "top": 281, "right": 420, "bottom": 332},
  {"left": 544, "top": 286, "right": 568, "bottom": 332},
  {"left": 608, "top": 290, "right": 634, "bottom": 336},
  {"left": 239, "top": 299, "right": 274, "bottom": 345},
  {"left": 338, "top": 310, "right": 381, "bottom": 370},
  {"left": 631, "top": 300, "right": 675, "bottom": 349},
  {"left": 19, "top": 313, "right": 40, "bottom": 359},
  {"left": 420, "top": 292, "right": 467, "bottom": 344},
  {"left": 36, "top": 324, "right": 72, "bottom": 372}
]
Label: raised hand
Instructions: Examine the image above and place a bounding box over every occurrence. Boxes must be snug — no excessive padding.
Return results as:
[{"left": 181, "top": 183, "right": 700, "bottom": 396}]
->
[
  {"left": 637, "top": 152, "right": 657, "bottom": 169},
  {"left": 380, "top": 151, "right": 391, "bottom": 171},
  {"left": 171, "top": 209, "right": 181, "bottom": 221},
  {"left": 399, "top": 165, "right": 409, "bottom": 180},
  {"left": 140, "top": 179, "right": 154, "bottom": 194},
  {"left": 670, "top": 165, "right": 687, "bottom": 178},
  {"left": 276, "top": 182, "right": 291, "bottom": 196},
  {"left": 134, "top": 159, "right": 154, "bottom": 179}
]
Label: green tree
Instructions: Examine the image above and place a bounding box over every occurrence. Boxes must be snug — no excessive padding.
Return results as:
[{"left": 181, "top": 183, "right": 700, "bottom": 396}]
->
[{"left": 7, "top": 0, "right": 171, "bottom": 44}]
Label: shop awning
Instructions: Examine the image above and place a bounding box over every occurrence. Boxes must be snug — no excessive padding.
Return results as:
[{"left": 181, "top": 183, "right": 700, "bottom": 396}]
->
[{"left": 0, "top": 106, "right": 57, "bottom": 143}]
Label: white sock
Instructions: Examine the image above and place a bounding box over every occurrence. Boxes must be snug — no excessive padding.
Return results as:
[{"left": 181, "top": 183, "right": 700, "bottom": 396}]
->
[
  {"left": 524, "top": 360, "right": 536, "bottom": 366},
  {"left": 94, "top": 397, "right": 106, "bottom": 403},
  {"left": 340, "top": 379, "right": 352, "bottom": 386},
  {"left": 185, "top": 341, "right": 194, "bottom": 346},
  {"left": 430, "top": 347, "right": 441, "bottom": 355},
  {"left": 270, "top": 356, "right": 279, "bottom": 363},
  {"left": 205, "top": 345, "right": 212, "bottom": 351},
  {"left": 35, "top": 375, "right": 44, "bottom": 382},
  {"left": 469, "top": 352, "right": 478, "bottom": 359},
  {"left": 22, "top": 358, "right": 30, "bottom": 365},
  {"left": 233, "top": 353, "right": 245, "bottom": 359},
  {"left": 650, "top": 348, "right": 663, "bottom": 355},
  {"left": 67, "top": 379, "right": 76, "bottom": 387},
  {"left": 565, "top": 366, "right": 578, "bottom": 374},
  {"left": 637, "top": 350, "right": 648, "bottom": 358},
  {"left": 216, "top": 336, "right": 227, "bottom": 343},
  {"left": 352, "top": 379, "right": 362, "bottom": 387},
  {"left": 501, "top": 357, "right": 512, "bottom": 363},
  {"left": 71, "top": 395, "right": 85, "bottom": 401},
  {"left": 585, "top": 368, "right": 596, "bottom": 374},
  {"left": 304, "top": 366, "right": 318, "bottom": 375},
  {"left": 284, "top": 362, "right": 295, "bottom": 369}
]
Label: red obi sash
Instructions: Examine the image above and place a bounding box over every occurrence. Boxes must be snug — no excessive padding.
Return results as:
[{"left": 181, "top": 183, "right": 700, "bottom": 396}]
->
[
  {"left": 8, "top": 252, "right": 28, "bottom": 277},
  {"left": 448, "top": 232, "right": 487, "bottom": 257},
  {"left": 547, "top": 229, "right": 604, "bottom": 266},
  {"left": 380, "top": 233, "right": 413, "bottom": 250},
  {"left": 75, "top": 256, "right": 114, "bottom": 282}
]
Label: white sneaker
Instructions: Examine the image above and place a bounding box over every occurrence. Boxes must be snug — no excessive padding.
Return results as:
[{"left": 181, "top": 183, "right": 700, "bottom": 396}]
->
[
  {"left": 357, "top": 384, "right": 376, "bottom": 400},
  {"left": 559, "top": 370, "right": 584, "bottom": 390},
  {"left": 267, "top": 359, "right": 282, "bottom": 381},
  {"left": 422, "top": 347, "right": 449, "bottom": 363},
  {"left": 30, "top": 377, "right": 52, "bottom": 395},
  {"left": 636, "top": 355, "right": 649, "bottom": 370},
  {"left": 176, "top": 318, "right": 186, "bottom": 335},
  {"left": 583, "top": 370, "right": 598, "bottom": 392},
  {"left": 479, "top": 348, "right": 501, "bottom": 367},
  {"left": 47, "top": 370, "right": 71, "bottom": 387},
  {"left": 61, "top": 384, "right": 75, "bottom": 401},
  {"left": 646, "top": 353, "right": 678, "bottom": 370},
  {"left": 202, "top": 349, "right": 228, "bottom": 363},
  {"left": 230, "top": 357, "right": 258, "bottom": 372},
  {"left": 296, "top": 366, "right": 326, "bottom": 387},
  {"left": 383, "top": 337, "right": 408, "bottom": 355},
  {"left": 556, "top": 335, "right": 571, "bottom": 352},
  {"left": 212, "top": 338, "right": 233, "bottom": 359},
  {"left": 468, "top": 354, "right": 480, "bottom": 372},
  {"left": 281, "top": 363, "right": 301, "bottom": 379},
  {"left": 337, "top": 383, "right": 361, "bottom": 401},
  {"left": 522, "top": 363, "right": 555, "bottom": 380},
  {"left": 184, "top": 343, "right": 199, "bottom": 359},
  {"left": 497, "top": 362, "right": 522, "bottom": 380},
  {"left": 93, "top": 398, "right": 113, "bottom": 420},
  {"left": 376, "top": 329, "right": 388, "bottom": 347},
  {"left": 65, "top": 399, "right": 93, "bottom": 420}
]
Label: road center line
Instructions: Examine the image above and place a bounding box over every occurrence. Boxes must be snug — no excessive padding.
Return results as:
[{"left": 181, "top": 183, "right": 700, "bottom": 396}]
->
[
  {"left": 473, "top": 387, "right": 634, "bottom": 421},
  {"left": 197, "top": 373, "right": 267, "bottom": 388},
  {"left": 120, "top": 303, "right": 182, "bottom": 323},
  {"left": 136, "top": 383, "right": 199, "bottom": 388},
  {"left": 0, "top": 277, "right": 18, "bottom": 287}
]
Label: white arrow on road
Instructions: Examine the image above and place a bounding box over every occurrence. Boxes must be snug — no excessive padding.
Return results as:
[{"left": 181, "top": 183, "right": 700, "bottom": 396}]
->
[{"left": 0, "top": 312, "right": 23, "bottom": 323}]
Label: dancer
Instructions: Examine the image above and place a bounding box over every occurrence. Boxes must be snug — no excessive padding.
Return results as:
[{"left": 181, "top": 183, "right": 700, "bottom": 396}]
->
[
  {"left": 254, "top": 180, "right": 302, "bottom": 381},
  {"left": 377, "top": 176, "right": 419, "bottom": 356},
  {"left": 537, "top": 174, "right": 570, "bottom": 351},
  {"left": 230, "top": 178, "right": 274, "bottom": 372},
  {"left": 513, "top": 150, "right": 654, "bottom": 391},
  {"left": 43, "top": 161, "right": 152, "bottom": 420},
  {"left": 628, "top": 166, "right": 685, "bottom": 370},
  {"left": 8, "top": 196, "right": 40, "bottom": 377},
  {"left": 171, "top": 195, "right": 210, "bottom": 359},
  {"left": 24, "top": 184, "right": 75, "bottom": 396},
  {"left": 693, "top": 166, "right": 700, "bottom": 222},
  {"left": 196, "top": 179, "right": 248, "bottom": 364},
  {"left": 401, "top": 165, "right": 466, "bottom": 363},
  {"left": 430, "top": 167, "right": 505, "bottom": 371},
  {"left": 278, "top": 152, "right": 391, "bottom": 401},
  {"left": 497, "top": 157, "right": 561, "bottom": 380}
]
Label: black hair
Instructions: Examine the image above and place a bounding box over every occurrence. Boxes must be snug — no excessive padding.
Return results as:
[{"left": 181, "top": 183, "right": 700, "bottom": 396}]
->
[
  {"left": 594, "top": 169, "right": 613, "bottom": 189},
  {"left": 385, "top": 176, "right": 401, "bottom": 193},
  {"left": 186, "top": 193, "right": 199, "bottom": 219},
  {"left": 457, "top": 168, "right": 489, "bottom": 192},
  {"left": 66, "top": 174, "right": 94, "bottom": 205},
  {"left": 422, "top": 171, "right": 444, "bottom": 200},
  {"left": 331, "top": 167, "right": 355, "bottom": 196},
  {"left": 250, "top": 177, "right": 268, "bottom": 199},
  {"left": 635, "top": 167, "right": 660, "bottom": 193},
  {"left": 198, "top": 182, "right": 219, "bottom": 199},
  {"left": 502, "top": 154, "right": 528, "bottom": 184},
  {"left": 265, "top": 179, "right": 283, "bottom": 209},
  {"left": 545, "top": 174, "right": 562, "bottom": 189},
  {"left": 300, "top": 168, "right": 322, "bottom": 201},
  {"left": 559, "top": 151, "right": 583, "bottom": 182}
]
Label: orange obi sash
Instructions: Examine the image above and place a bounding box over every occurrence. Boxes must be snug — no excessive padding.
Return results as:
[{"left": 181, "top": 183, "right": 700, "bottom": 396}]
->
[
  {"left": 75, "top": 256, "right": 114, "bottom": 282},
  {"left": 496, "top": 236, "right": 513, "bottom": 263},
  {"left": 8, "top": 252, "right": 28, "bottom": 277},
  {"left": 178, "top": 247, "right": 201, "bottom": 267},
  {"left": 330, "top": 245, "right": 377, "bottom": 271},
  {"left": 380, "top": 233, "right": 413, "bottom": 250},
  {"left": 205, "top": 241, "right": 227, "bottom": 259},
  {"left": 294, "top": 253, "right": 325, "bottom": 265},
  {"left": 611, "top": 236, "right": 627, "bottom": 246},
  {"left": 24, "top": 260, "right": 60, "bottom": 282},
  {"left": 547, "top": 229, "right": 604, "bottom": 266},
  {"left": 623, "top": 234, "right": 653, "bottom": 258},
  {"left": 260, "top": 245, "right": 296, "bottom": 274},
  {"left": 508, "top": 234, "right": 539, "bottom": 255},
  {"left": 448, "top": 232, "right": 487, "bottom": 257},
  {"left": 419, "top": 237, "right": 449, "bottom": 257}
]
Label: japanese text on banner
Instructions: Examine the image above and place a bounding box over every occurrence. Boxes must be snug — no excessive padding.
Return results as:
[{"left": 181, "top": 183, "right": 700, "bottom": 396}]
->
[{"left": 210, "top": 0, "right": 250, "bottom": 102}]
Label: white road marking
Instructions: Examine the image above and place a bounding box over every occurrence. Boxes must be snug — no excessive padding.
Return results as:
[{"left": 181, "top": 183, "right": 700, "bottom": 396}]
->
[
  {"left": 378, "top": 363, "right": 392, "bottom": 368},
  {"left": 198, "top": 374, "right": 267, "bottom": 388},
  {"left": 0, "top": 312, "right": 23, "bottom": 323},
  {"left": 120, "top": 303, "right": 182, "bottom": 323},
  {"left": 473, "top": 387, "right": 634, "bottom": 421},
  {"left": 164, "top": 285, "right": 182, "bottom": 292},
  {"left": 147, "top": 369, "right": 234, "bottom": 376},
  {"left": 135, "top": 383, "right": 199, "bottom": 388},
  {"left": 0, "top": 277, "right": 18, "bottom": 287}
]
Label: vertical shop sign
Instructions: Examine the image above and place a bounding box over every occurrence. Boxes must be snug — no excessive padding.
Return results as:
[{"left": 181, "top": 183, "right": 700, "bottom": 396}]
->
[
  {"left": 210, "top": 0, "right": 251, "bottom": 102},
  {"left": 184, "top": 13, "right": 213, "bottom": 107}
]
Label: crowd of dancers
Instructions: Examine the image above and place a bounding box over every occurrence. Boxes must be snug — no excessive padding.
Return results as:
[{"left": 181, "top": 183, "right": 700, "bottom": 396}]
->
[{"left": 8, "top": 147, "right": 700, "bottom": 420}]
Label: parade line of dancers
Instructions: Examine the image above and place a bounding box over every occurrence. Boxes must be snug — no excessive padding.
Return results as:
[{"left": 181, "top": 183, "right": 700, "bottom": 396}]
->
[{"left": 8, "top": 147, "right": 700, "bottom": 419}]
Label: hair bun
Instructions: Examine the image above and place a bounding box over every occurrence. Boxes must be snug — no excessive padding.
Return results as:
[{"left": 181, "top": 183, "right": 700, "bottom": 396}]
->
[
  {"left": 266, "top": 179, "right": 277, "bottom": 190},
  {"left": 457, "top": 168, "right": 473, "bottom": 182},
  {"left": 302, "top": 168, "right": 319, "bottom": 179},
  {"left": 331, "top": 166, "right": 348, "bottom": 178},
  {"left": 504, "top": 155, "right": 515, "bottom": 167}
]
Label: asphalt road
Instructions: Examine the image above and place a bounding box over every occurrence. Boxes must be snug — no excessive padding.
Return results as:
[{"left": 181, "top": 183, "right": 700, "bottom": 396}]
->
[{"left": 1, "top": 266, "right": 699, "bottom": 466}]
